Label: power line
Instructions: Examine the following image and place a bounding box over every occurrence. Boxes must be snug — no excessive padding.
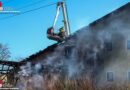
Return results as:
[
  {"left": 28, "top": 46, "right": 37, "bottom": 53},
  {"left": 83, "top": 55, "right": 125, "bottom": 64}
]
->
[
  {"left": 0, "top": 2, "right": 57, "bottom": 20},
  {"left": 21, "top": 2, "right": 56, "bottom": 14},
  {"left": 2, "top": 0, "right": 46, "bottom": 9},
  {"left": 16, "top": 0, "right": 47, "bottom": 10}
]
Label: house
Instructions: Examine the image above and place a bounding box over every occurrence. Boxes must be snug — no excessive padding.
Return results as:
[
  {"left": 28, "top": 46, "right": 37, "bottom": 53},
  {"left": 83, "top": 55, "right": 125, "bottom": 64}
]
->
[{"left": 19, "top": 2, "right": 130, "bottom": 85}]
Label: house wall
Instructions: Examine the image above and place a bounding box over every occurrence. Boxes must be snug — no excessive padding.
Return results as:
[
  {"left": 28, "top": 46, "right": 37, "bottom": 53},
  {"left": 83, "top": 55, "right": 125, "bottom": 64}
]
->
[
  {"left": 20, "top": 3, "right": 130, "bottom": 85},
  {"left": 93, "top": 6, "right": 130, "bottom": 85},
  {"left": 41, "top": 5, "right": 130, "bottom": 84}
]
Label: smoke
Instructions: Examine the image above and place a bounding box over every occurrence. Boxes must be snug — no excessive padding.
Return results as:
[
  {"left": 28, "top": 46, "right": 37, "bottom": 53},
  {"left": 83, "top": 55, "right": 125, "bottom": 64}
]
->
[
  {"left": 18, "top": 63, "right": 32, "bottom": 76},
  {"left": 16, "top": 28, "right": 107, "bottom": 89},
  {"left": 16, "top": 4, "right": 130, "bottom": 89}
]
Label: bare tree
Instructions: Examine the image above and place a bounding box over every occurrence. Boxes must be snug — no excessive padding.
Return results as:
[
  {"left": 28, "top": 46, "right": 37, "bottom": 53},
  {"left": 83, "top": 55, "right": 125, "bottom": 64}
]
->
[{"left": 0, "top": 43, "right": 11, "bottom": 61}]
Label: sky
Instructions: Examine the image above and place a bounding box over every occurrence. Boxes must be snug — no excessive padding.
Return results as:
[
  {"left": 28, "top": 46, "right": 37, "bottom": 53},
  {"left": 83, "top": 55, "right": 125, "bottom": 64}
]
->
[{"left": 0, "top": 0, "right": 129, "bottom": 61}]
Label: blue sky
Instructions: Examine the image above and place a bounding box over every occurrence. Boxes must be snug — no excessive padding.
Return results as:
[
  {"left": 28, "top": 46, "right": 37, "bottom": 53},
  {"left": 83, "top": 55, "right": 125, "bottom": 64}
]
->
[{"left": 0, "top": 0, "right": 129, "bottom": 61}]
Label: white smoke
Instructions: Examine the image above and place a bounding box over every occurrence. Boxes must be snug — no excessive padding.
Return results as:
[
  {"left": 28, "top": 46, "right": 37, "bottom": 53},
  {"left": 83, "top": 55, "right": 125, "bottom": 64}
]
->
[
  {"left": 18, "top": 62, "right": 32, "bottom": 77},
  {"left": 16, "top": 5, "right": 130, "bottom": 89}
]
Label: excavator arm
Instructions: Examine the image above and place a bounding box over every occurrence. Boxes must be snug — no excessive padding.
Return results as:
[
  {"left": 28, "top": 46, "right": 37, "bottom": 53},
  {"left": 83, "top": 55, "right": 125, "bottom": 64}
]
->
[{"left": 47, "top": 2, "right": 70, "bottom": 42}]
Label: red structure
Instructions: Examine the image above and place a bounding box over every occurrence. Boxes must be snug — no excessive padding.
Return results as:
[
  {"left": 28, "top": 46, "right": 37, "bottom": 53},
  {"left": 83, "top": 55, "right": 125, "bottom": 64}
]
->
[
  {"left": 0, "top": 80, "right": 3, "bottom": 88},
  {"left": 0, "top": 1, "right": 2, "bottom": 7}
]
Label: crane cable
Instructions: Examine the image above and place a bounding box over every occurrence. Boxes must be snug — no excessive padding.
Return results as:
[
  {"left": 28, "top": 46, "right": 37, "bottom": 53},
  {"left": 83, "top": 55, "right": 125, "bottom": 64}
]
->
[{"left": 0, "top": 2, "right": 57, "bottom": 20}]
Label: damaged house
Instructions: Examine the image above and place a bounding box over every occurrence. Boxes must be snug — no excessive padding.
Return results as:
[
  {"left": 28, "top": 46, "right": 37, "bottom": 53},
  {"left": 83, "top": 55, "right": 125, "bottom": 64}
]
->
[{"left": 19, "top": 2, "right": 130, "bottom": 85}]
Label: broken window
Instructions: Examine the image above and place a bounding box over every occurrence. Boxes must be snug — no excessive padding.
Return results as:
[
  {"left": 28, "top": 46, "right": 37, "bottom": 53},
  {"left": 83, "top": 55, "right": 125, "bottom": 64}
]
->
[
  {"left": 127, "top": 40, "right": 130, "bottom": 50},
  {"left": 104, "top": 41, "right": 112, "bottom": 51},
  {"left": 64, "top": 46, "right": 74, "bottom": 58},
  {"left": 107, "top": 71, "right": 114, "bottom": 82},
  {"left": 127, "top": 71, "right": 130, "bottom": 80}
]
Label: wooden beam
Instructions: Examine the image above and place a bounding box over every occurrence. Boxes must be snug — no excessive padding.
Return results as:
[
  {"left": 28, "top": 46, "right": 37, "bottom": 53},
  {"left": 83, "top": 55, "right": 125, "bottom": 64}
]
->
[{"left": 0, "top": 60, "right": 25, "bottom": 66}]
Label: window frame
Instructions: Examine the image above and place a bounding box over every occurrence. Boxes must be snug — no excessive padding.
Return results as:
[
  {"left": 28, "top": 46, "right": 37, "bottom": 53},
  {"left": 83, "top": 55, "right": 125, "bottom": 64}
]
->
[
  {"left": 104, "top": 41, "right": 112, "bottom": 51},
  {"left": 127, "top": 71, "right": 130, "bottom": 81},
  {"left": 106, "top": 71, "right": 114, "bottom": 82},
  {"left": 64, "top": 46, "right": 74, "bottom": 59},
  {"left": 126, "top": 40, "right": 130, "bottom": 50}
]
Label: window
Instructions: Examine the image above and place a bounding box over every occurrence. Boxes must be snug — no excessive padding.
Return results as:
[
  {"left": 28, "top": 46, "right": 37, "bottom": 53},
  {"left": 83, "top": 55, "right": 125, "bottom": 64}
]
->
[
  {"left": 127, "top": 71, "right": 130, "bottom": 80},
  {"left": 107, "top": 72, "right": 114, "bottom": 82},
  {"left": 104, "top": 41, "right": 112, "bottom": 51},
  {"left": 127, "top": 40, "right": 130, "bottom": 50},
  {"left": 64, "top": 46, "right": 74, "bottom": 58},
  {"left": 86, "top": 59, "right": 94, "bottom": 67}
]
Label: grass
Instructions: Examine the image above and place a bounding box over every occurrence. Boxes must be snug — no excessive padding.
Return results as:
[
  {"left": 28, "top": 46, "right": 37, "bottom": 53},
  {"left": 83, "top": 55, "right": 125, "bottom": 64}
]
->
[
  {"left": 18, "top": 75, "right": 130, "bottom": 90},
  {"left": 48, "top": 77, "right": 130, "bottom": 90},
  {"left": 49, "top": 78, "right": 95, "bottom": 90}
]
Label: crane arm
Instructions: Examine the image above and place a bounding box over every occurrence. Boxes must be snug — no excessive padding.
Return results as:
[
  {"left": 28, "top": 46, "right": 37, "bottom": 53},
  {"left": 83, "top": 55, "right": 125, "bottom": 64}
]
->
[{"left": 52, "top": 4, "right": 60, "bottom": 30}]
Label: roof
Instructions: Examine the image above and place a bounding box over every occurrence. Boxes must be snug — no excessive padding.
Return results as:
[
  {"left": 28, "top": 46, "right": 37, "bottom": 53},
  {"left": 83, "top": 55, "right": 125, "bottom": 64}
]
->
[
  {"left": 20, "top": 2, "right": 130, "bottom": 64},
  {"left": 0, "top": 60, "right": 24, "bottom": 66},
  {"left": 21, "top": 43, "right": 58, "bottom": 63},
  {"left": 89, "top": 2, "right": 130, "bottom": 27}
]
